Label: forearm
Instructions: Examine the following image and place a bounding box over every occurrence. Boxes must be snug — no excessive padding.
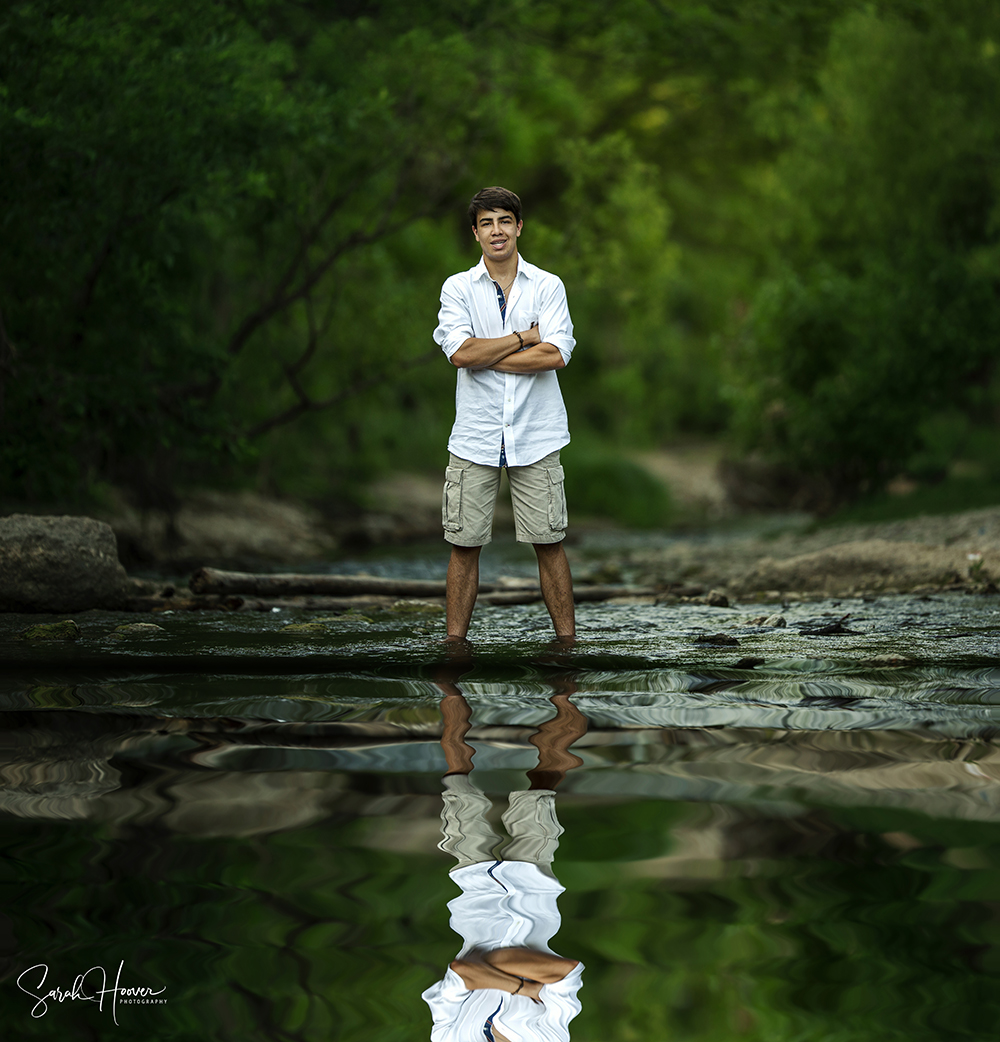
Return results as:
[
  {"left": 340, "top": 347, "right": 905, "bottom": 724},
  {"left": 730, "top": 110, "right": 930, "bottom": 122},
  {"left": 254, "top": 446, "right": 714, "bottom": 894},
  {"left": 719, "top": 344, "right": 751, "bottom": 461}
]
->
[
  {"left": 488, "top": 342, "right": 565, "bottom": 373},
  {"left": 482, "top": 948, "right": 579, "bottom": 983},
  {"left": 450, "top": 326, "right": 541, "bottom": 369},
  {"left": 449, "top": 959, "right": 527, "bottom": 994}
]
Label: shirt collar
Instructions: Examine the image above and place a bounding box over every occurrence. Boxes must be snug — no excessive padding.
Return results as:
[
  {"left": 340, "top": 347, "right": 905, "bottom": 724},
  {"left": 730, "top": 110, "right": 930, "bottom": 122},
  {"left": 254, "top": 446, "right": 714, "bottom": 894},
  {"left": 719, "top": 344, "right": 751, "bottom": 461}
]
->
[{"left": 473, "top": 256, "right": 534, "bottom": 282}]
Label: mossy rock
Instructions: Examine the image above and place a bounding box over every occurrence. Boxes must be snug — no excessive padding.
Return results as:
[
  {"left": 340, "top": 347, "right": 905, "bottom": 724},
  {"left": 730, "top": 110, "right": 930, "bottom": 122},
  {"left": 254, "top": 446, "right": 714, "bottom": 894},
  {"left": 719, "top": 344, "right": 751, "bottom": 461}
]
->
[
  {"left": 281, "top": 622, "right": 330, "bottom": 634},
  {"left": 19, "top": 620, "right": 81, "bottom": 641}
]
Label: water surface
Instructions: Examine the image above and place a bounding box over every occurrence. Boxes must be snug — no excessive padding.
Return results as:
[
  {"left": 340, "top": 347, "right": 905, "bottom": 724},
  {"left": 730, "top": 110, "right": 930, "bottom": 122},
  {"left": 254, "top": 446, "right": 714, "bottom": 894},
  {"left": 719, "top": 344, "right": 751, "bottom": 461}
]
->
[{"left": 2, "top": 590, "right": 999, "bottom": 1039}]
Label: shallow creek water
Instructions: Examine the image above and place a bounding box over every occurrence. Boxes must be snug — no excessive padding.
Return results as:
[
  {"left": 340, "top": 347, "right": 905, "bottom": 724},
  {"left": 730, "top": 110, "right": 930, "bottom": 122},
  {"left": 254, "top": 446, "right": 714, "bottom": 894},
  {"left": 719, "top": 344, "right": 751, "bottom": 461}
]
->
[{"left": 2, "top": 541, "right": 1000, "bottom": 1040}]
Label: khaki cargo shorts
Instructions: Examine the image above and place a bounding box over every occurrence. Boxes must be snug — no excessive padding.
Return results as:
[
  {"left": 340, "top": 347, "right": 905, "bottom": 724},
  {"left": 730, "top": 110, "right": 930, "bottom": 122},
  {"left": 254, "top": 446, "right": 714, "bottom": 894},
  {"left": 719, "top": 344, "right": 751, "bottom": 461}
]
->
[{"left": 442, "top": 450, "right": 568, "bottom": 547}]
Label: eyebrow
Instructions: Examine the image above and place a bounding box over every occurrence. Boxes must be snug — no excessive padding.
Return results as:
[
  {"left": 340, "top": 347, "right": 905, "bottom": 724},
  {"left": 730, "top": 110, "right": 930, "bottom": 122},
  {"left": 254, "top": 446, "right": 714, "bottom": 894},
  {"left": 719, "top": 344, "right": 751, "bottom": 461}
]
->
[{"left": 479, "top": 215, "right": 513, "bottom": 224}]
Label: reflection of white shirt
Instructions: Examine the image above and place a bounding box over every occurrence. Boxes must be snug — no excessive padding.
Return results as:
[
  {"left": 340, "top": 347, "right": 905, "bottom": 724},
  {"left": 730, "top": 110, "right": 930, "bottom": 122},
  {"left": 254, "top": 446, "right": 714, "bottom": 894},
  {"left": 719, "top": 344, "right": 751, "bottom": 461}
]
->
[
  {"left": 421, "top": 861, "right": 584, "bottom": 1042},
  {"left": 434, "top": 257, "right": 575, "bottom": 468}
]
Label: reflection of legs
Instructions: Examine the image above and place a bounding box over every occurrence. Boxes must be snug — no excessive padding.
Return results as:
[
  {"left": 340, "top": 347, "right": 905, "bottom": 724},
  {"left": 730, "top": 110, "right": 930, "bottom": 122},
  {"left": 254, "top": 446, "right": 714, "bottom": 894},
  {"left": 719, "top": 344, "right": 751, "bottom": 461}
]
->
[
  {"left": 439, "top": 774, "right": 503, "bottom": 868},
  {"left": 438, "top": 690, "right": 501, "bottom": 867},
  {"left": 439, "top": 690, "right": 474, "bottom": 775},
  {"left": 526, "top": 693, "right": 588, "bottom": 792},
  {"left": 502, "top": 692, "right": 587, "bottom": 867},
  {"left": 501, "top": 789, "right": 563, "bottom": 867},
  {"left": 437, "top": 686, "right": 588, "bottom": 870}
]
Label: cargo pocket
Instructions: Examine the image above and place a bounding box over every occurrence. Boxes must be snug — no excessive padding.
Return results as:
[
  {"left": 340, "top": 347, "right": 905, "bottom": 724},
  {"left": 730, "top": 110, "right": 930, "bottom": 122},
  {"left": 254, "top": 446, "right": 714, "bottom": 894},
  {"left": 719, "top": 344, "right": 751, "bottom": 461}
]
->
[
  {"left": 442, "top": 466, "right": 465, "bottom": 532},
  {"left": 546, "top": 465, "right": 568, "bottom": 531}
]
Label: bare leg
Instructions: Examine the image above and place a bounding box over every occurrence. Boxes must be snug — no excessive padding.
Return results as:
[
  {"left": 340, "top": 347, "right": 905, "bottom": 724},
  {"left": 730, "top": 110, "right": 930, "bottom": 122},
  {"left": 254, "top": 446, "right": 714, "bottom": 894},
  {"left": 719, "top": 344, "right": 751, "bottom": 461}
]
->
[
  {"left": 533, "top": 542, "right": 575, "bottom": 638},
  {"left": 527, "top": 693, "right": 588, "bottom": 790},
  {"left": 446, "top": 544, "right": 482, "bottom": 641}
]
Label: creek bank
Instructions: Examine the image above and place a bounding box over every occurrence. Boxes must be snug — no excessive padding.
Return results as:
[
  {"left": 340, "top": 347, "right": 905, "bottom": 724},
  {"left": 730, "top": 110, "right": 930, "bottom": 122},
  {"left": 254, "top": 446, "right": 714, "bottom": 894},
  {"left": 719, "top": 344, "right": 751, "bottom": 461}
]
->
[
  {"left": 8, "top": 501, "right": 1000, "bottom": 614},
  {"left": 605, "top": 507, "right": 1000, "bottom": 601}
]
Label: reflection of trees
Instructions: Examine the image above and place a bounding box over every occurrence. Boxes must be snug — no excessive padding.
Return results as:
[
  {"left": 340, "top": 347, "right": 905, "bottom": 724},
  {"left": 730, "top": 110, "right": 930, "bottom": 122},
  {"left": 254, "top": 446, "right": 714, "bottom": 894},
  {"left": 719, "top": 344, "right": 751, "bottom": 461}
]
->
[{"left": 0, "top": 700, "right": 999, "bottom": 1039}]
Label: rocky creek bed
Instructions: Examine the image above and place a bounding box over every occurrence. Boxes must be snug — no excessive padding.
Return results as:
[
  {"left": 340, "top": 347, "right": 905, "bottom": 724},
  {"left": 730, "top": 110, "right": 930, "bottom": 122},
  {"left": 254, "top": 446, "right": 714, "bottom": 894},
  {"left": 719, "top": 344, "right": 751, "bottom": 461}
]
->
[{"left": 3, "top": 587, "right": 1000, "bottom": 673}]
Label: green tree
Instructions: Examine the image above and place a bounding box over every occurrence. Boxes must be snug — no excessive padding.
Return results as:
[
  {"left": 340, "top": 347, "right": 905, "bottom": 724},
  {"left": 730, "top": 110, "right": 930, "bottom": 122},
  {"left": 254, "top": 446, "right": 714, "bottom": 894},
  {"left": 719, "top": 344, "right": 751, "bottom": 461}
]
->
[
  {"left": 0, "top": 1, "right": 532, "bottom": 505},
  {"left": 728, "top": 3, "right": 1000, "bottom": 505}
]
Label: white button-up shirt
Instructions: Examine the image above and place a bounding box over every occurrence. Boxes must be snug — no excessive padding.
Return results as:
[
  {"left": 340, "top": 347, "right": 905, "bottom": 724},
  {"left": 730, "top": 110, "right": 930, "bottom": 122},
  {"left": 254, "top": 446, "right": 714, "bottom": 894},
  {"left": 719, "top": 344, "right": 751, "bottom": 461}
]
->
[
  {"left": 421, "top": 861, "right": 584, "bottom": 1042},
  {"left": 434, "top": 256, "right": 575, "bottom": 468}
]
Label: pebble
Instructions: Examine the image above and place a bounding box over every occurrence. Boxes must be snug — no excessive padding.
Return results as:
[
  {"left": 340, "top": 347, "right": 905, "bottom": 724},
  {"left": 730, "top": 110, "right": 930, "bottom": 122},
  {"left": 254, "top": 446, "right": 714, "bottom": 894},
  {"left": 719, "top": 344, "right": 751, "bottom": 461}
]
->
[
  {"left": 861, "top": 654, "right": 913, "bottom": 667},
  {"left": 748, "top": 614, "right": 786, "bottom": 627}
]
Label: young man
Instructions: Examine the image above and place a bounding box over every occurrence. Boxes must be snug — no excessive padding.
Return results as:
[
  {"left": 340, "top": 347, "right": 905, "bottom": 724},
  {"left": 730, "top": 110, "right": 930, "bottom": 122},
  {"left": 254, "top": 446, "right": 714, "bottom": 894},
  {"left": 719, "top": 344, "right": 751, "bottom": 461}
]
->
[{"left": 434, "top": 186, "right": 577, "bottom": 642}]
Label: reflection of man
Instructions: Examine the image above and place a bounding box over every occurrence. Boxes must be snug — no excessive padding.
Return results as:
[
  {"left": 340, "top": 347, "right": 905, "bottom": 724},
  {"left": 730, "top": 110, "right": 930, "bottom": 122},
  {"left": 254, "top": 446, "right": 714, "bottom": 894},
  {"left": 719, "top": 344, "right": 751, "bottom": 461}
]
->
[
  {"left": 422, "top": 681, "right": 587, "bottom": 1041},
  {"left": 434, "top": 186, "right": 576, "bottom": 642}
]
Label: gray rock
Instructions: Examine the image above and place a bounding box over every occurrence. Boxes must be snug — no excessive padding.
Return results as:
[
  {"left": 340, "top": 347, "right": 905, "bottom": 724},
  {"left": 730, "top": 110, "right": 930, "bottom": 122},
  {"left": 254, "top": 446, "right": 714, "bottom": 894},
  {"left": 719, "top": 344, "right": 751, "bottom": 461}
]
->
[{"left": 0, "top": 515, "right": 130, "bottom": 612}]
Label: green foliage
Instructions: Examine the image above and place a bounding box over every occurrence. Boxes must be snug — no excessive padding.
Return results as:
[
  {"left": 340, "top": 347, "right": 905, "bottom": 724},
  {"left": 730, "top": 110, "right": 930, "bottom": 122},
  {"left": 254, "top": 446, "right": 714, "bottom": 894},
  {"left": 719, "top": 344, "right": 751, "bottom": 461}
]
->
[
  {"left": 6, "top": 0, "right": 1000, "bottom": 518},
  {"left": 563, "top": 442, "right": 674, "bottom": 528},
  {"left": 729, "top": 3, "right": 1000, "bottom": 504}
]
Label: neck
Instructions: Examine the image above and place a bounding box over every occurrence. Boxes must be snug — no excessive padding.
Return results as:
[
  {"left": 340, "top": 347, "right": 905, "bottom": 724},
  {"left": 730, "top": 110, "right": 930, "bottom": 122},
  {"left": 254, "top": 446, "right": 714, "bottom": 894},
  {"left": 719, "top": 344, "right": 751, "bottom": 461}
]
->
[{"left": 484, "top": 253, "right": 518, "bottom": 283}]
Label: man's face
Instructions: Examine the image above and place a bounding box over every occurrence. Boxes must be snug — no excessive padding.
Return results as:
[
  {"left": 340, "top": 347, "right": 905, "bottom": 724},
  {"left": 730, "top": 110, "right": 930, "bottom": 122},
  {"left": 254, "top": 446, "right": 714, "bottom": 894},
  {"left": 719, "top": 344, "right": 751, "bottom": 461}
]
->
[{"left": 472, "top": 208, "right": 522, "bottom": 264}]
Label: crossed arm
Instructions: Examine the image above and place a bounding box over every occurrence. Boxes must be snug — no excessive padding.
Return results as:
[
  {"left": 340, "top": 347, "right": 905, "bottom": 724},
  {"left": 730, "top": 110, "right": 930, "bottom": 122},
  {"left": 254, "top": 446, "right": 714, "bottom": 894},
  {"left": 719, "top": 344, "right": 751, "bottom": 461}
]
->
[
  {"left": 450, "top": 948, "right": 579, "bottom": 999},
  {"left": 449, "top": 324, "right": 566, "bottom": 373}
]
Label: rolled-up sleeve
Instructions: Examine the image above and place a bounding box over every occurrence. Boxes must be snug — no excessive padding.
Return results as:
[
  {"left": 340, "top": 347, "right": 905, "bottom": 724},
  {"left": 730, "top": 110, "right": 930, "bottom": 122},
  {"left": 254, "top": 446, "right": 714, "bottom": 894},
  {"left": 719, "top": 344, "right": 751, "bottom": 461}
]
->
[
  {"left": 434, "top": 277, "right": 474, "bottom": 359},
  {"left": 536, "top": 275, "right": 575, "bottom": 366}
]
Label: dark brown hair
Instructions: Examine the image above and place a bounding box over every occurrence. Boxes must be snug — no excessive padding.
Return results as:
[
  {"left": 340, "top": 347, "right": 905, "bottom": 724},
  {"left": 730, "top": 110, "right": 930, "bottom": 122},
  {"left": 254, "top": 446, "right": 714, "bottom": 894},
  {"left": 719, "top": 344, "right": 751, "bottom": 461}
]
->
[{"left": 467, "top": 186, "right": 522, "bottom": 227}]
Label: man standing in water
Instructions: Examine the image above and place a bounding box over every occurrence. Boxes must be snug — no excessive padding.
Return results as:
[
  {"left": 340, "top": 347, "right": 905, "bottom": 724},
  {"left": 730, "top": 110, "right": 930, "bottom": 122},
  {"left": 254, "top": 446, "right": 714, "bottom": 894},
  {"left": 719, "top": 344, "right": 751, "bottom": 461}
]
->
[{"left": 434, "top": 187, "right": 576, "bottom": 642}]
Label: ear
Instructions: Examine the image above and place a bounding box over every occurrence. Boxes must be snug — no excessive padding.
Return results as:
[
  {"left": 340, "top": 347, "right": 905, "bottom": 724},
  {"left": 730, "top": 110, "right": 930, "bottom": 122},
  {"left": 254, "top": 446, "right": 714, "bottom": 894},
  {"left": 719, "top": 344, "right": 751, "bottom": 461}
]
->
[{"left": 516, "top": 221, "right": 523, "bottom": 237}]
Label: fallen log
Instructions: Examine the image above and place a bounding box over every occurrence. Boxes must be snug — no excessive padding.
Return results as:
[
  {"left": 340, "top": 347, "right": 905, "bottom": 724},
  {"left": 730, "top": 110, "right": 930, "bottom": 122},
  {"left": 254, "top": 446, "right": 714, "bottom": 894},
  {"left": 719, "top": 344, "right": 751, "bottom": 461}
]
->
[
  {"left": 233, "top": 595, "right": 425, "bottom": 612},
  {"left": 479, "top": 590, "right": 544, "bottom": 605},
  {"left": 125, "top": 594, "right": 242, "bottom": 612},
  {"left": 478, "top": 585, "right": 656, "bottom": 606},
  {"left": 190, "top": 567, "right": 488, "bottom": 598},
  {"left": 176, "top": 568, "right": 658, "bottom": 610},
  {"left": 573, "top": 584, "right": 657, "bottom": 601}
]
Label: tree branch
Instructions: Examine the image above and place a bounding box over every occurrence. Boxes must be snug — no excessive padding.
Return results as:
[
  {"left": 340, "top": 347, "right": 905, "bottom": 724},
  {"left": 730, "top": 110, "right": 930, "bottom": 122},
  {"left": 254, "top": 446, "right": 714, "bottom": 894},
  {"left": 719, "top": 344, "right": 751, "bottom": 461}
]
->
[
  {"left": 245, "top": 346, "right": 441, "bottom": 438},
  {"left": 225, "top": 170, "right": 410, "bottom": 360},
  {"left": 65, "top": 187, "right": 182, "bottom": 353}
]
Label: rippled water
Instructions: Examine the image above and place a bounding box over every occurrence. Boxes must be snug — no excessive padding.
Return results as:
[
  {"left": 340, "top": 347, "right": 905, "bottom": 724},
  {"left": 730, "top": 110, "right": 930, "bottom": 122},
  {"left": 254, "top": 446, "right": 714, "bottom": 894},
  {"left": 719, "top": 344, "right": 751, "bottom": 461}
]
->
[{"left": 2, "top": 589, "right": 1000, "bottom": 1039}]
